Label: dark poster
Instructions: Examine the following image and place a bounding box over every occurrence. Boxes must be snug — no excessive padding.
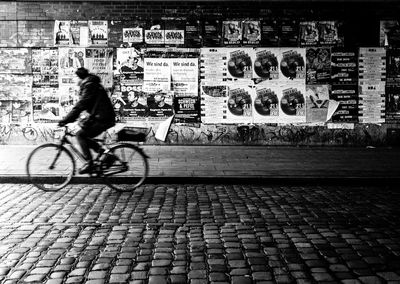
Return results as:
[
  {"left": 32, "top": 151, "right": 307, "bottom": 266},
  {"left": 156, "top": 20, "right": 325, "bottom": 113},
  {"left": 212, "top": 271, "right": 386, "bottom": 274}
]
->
[
  {"left": 318, "top": 21, "right": 344, "bottom": 47},
  {"left": 185, "top": 18, "right": 203, "bottom": 47},
  {"left": 330, "top": 48, "right": 358, "bottom": 85},
  {"left": 306, "top": 47, "right": 331, "bottom": 84},
  {"left": 330, "top": 84, "right": 359, "bottom": 123},
  {"left": 380, "top": 20, "right": 400, "bottom": 47},
  {"left": 386, "top": 86, "right": 400, "bottom": 123},
  {"left": 202, "top": 19, "right": 222, "bottom": 47},
  {"left": 279, "top": 20, "right": 299, "bottom": 47},
  {"left": 299, "top": 21, "right": 319, "bottom": 47},
  {"left": 260, "top": 20, "right": 279, "bottom": 47},
  {"left": 386, "top": 48, "right": 400, "bottom": 87},
  {"left": 173, "top": 96, "right": 200, "bottom": 123}
]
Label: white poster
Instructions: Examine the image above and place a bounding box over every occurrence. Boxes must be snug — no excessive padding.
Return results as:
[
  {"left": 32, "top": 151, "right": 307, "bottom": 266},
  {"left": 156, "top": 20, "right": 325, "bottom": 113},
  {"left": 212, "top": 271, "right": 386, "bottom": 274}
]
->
[
  {"left": 143, "top": 57, "right": 171, "bottom": 92},
  {"left": 200, "top": 85, "right": 228, "bottom": 124},
  {"left": 171, "top": 58, "right": 198, "bottom": 97},
  {"left": 58, "top": 47, "right": 85, "bottom": 75},
  {"left": 85, "top": 48, "right": 113, "bottom": 74},
  {"left": 226, "top": 48, "right": 254, "bottom": 80},
  {"left": 278, "top": 82, "right": 306, "bottom": 124},
  {"left": 225, "top": 83, "right": 254, "bottom": 124},
  {"left": 253, "top": 48, "right": 279, "bottom": 80},
  {"left": 88, "top": 20, "right": 108, "bottom": 46},
  {"left": 200, "top": 48, "right": 228, "bottom": 85}
]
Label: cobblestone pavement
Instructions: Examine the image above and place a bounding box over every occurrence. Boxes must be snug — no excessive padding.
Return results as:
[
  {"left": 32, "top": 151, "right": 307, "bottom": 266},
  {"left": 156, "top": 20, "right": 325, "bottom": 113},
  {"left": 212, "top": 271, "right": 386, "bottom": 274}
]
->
[{"left": 0, "top": 184, "right": 400, "bottom": 284}]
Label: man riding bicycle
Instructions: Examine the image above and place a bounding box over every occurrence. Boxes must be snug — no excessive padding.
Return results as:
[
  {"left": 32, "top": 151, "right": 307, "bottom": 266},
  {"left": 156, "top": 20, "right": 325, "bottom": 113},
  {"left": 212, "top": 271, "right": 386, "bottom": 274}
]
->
[{"left": 58, "top": 67, "right": 116, "bottom": 174}]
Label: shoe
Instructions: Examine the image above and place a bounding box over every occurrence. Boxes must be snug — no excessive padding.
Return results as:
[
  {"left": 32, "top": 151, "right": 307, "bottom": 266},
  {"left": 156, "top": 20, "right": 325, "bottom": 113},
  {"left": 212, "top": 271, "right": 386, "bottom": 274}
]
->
[
  {"left": 79, "top": 162, "right": 93, "bottom": 174},
  {"left": 101, "top": 153, "right": 117, "bottom": 168}
]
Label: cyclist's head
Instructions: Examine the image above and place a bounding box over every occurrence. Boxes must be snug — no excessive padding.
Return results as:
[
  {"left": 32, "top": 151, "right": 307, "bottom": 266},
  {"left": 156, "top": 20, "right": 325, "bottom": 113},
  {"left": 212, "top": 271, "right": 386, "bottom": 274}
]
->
[{"left": 76, "top": 67, "right": 89, "bottom": 79}]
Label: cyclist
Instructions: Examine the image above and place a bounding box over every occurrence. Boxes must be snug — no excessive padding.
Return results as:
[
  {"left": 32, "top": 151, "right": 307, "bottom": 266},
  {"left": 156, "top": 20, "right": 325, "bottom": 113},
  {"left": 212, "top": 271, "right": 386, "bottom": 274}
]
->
[{"left": 58, "top": 67, "right": 116, "bottom": 174}]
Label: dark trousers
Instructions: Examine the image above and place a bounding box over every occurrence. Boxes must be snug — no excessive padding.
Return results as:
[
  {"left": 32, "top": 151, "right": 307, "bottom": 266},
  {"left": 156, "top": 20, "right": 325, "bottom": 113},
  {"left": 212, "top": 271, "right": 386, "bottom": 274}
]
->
[{"left": 76, "top": 123, "right": 106, "bottom": 162}]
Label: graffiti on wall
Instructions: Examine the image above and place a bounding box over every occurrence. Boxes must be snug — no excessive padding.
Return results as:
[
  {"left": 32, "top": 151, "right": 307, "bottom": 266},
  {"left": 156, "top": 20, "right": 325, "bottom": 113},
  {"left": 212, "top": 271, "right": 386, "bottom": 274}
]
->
[{"left": 0, "top": 122, "right": 388, "bottom": 146}]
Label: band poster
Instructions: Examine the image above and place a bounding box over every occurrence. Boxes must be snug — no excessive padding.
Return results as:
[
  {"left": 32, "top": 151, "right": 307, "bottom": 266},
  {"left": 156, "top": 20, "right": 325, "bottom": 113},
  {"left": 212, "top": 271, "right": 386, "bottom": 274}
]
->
[
  {"left": 222, "top": 20, "right": 242, "bottom": 46},
  {"left": 279, "top": 83, "right": 306, "bottom": 124},
  {"left": 54, "top": 21, "right": 71, "bottom": 46},
  {"left": 173, "top": 96, "right": 200, "bottom": 123},
  {"left": 200, "top": 48, "right": 228, "bottom": 85},
  {"left": 164, "top": 20, "right": 185, "bottom": 46},
  {"left": 299, "top": 22, "right": 319, "bottom": 47},
  {"left": 225, "top": 84, "right": 254, "bottom": 123},
  {"left": 358, "top": 47, "right": 386, "bottom": 124},
  {"left": 144, "top": 22, "right": 165, "bottom": 46},
  {"left": 306, "top": 47, "right": 331, "bottom": 84},
  {"left": 0, "top": 48, "right": 31, "bottom": 74},
  {"left": 278, "top": 48, "right": 306, "bottom": 81},
  {"left": 318, "top": 21, "right": 343, "bottom": 46},
  {"left": 200, "top": 85, "right": 228, "bottom": 124},
  {"left": 253, "top": 83, "right": 280, "bottom": 124},
  {"left": 386, "top": 48, "right": 400, "bottom": 123},
  {"left": 242, "top": 20, "right": 261, "bottom": 46},
  {"left": 253, "top": 48, "right": 279, "bottom": 80},
  {"left": 227, "top": 48, "right": 253, "bottom": 80},
  {"left": 88, "top": 20, "right": 108, "bottom": 46}
]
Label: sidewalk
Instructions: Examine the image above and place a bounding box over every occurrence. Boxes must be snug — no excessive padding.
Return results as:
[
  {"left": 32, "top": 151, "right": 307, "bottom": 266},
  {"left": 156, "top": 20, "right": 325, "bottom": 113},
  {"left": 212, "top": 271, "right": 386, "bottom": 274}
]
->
[{"left": 1, "top": 144, "right": 400, "bottom": 184}]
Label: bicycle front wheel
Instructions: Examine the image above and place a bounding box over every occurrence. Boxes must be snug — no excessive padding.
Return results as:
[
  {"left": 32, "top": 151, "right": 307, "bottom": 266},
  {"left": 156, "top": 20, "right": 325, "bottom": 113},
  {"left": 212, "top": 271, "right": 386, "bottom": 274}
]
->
[
  {"left": 26, "top": 143, "right": 75, "bottom": 191},
  {"left": 102, "top": 143, "right": 148, "bottom": 191}
]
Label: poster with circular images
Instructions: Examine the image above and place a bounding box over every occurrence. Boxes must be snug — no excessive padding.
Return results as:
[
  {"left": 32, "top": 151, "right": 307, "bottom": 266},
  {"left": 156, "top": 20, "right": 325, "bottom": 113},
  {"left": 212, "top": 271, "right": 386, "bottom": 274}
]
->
[
  {"left": 279, "top": 83, "right": 306, "bottom": 123},
  {"left": 253, "top": 83, "right": 280, "bottom": 124},
  {"left": 278, "top": 48, "right": 306, "bottom": 81},
  {"left": 226, "top": 48, "right": 254, "bottom": 80},
  {"left": 253, "top": 48, "right": 279, "bottom": 80},
  {"left": 225, "top": 84, "right": 254, "bottom": 123}
]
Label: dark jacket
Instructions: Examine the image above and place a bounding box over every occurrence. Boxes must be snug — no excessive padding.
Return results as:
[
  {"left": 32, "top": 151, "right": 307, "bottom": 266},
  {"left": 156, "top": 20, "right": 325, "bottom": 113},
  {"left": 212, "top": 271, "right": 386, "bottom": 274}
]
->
[{"left": 60, "top": 75, "right": 116, "bottom": 129}]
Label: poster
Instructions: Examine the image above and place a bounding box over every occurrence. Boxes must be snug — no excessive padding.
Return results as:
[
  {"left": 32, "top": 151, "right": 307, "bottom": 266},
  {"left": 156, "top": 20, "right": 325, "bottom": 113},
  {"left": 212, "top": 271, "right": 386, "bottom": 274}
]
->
[
  {"left": 260, "top": 20, "right": 279, "bottom": 47},
  {"left": 386, "top": 86, "right": 400, "bottom": 123},
  {"left": 0, "top": 100, "right": 32, "bottom": 124},
  {"left": 147, "top": 91, "right": 174, "bottom": 118},
  {"left": 123, "top": 27, "right": 144, "bottom": 45},
  {"left": 380, "top": 20, "right": 400, "bottom": 47},
  {"left": 299, "top": 21, "right": 319, "bottom": 47},
  {"left": 305, "top": 84, "right": 330, "bottom": 123},
  {"left": 222, "top": 20, "right": 242, "bottom": 46},
  {"left": 330, "top": 84, "right": 359, "bottom": 123},
  {"left": 306, "top": 47, "right": 331, "bottom": 84},
  {"left": 330, "top": 48, "right": 358, "bottom": 85},
  {"left": 143, "top": 57, "right": 171, "bottom": 92},
  {"left": 318, "top": 21, "right": 343, "bottom": 46},
  {"left": 225, "top": 84, "right": 254, "bottom": 123},
  {"left": 164, "top": 20, "right": 185, "bottom": 46},
  {"left": 171, "top": 58, "right": 198, "bottom": 97},
  {"left": 58, "top": 47, "right": 85, "bottom": 75},
  {"left": 88, "top": 20, "right": 108, "bottom": 46},
  {"left": 203, "top": 19, "right": 222, "bottom": 47},
  {"left": 173, "top": 96, "right": 200, "bottom": 123},
  {"left": 31, "top": 48, "right": 58, "bottom": 87},
  {"left": 70, "top": 20, "right": 89, "bottom": 46},
  {"left": 0, "top": 48, "right": 31, "bottom": 74},
  {"left": 144, "top": 21, "right": 165, "bottom": 46},
  {"left": 278, "top": 48, "right": 306, "bottom": 81},
  {"left": 185, "top": 18, "right": 203, "bottom": 47},
  {"left": 386, "top": 48, "right": 400, "bottom": 87},
  {"left": 85, "top": 48, "right": 113, "bottom": 74},
  {"left": 279, "top": 83, "right": 306, "bottom": 124},
  {"left": 54, "top": 20, "right": 71, "bottom": 46},
  {"left": 120, "top": 88, "right": 148, "bottom": 120},
  {"left": 32, "top": 87, "right": 61, "bottom": 122},
  {"left": 227, "top": 48, "right": 253, "bottom": 80},
  {"left": 0, "top": 75, "right": 32, "bottom": 101},
  {"left": 279, "top": 20, "right": 299, "bottom": 47},
  {"left": 200, "top": 48, "right": 227, "bottom": 85},
  {"left": 116, "top": 47, "right": 144, "bottom": 80},
  {"left": 253, "top": 48, "right": 279, "bottom": 80},
  {"left": 253, "top": 83, "right": 280, "bottom": 124},
  {"left": 200, "top": 85, "right": 228, "bottom": 124}
]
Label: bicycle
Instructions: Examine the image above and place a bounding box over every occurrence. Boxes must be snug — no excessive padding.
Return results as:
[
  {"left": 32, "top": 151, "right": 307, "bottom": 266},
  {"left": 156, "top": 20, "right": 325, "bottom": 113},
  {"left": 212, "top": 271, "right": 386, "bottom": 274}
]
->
[{"left": 26, "top": 125, "right": 149, "bottom": 192}]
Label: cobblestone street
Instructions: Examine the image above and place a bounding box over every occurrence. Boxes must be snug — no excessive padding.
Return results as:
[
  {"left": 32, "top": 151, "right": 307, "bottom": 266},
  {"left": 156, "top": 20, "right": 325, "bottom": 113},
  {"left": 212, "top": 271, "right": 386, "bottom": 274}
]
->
[{"left": 0, "top": 184, "right": 400, "bottom": 284}]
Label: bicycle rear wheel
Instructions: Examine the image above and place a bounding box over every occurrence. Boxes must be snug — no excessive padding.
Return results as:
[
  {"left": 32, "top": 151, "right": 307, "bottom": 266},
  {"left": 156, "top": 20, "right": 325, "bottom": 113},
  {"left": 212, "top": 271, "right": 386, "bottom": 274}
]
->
[
  {"left": 26, "top": 143, "right": 75, "bottom": 191},
  {"left": 101, "top": 143, "right": 148, "bottom": 191}
]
